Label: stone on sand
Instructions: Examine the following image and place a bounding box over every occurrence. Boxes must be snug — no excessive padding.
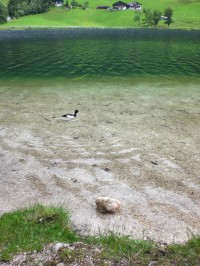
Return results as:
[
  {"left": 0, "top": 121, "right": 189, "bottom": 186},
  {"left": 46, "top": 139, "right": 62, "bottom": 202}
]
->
[{"left": 95, "top": 197, "right": 121, "bottom": 214}]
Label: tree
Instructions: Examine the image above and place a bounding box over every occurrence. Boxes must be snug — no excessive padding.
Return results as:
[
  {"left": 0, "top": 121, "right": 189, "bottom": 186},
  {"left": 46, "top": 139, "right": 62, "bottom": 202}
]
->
[
  {"left": 8, "top": 0, "right": 19, "bottom": 17},
  {"left": 0, "top": 2, "right": 8, "bottom": 23},
  {"left": 134, "top": 11, "right": 141, "bottom": 26},
  {"left": 82, "top": 1, "right": 88, "bottom": 9},
  {"left": 164, "top": 7, "right": 173, "bottom": 26},
  {"left": 152, "top": 9, "right": 162, "bottom": 27},
  {"left": 71, "top": 0, "right": 78, "bottom": 8},
  {"left": 65, "top": 0, "right": 69, "bottom": 8},
  {"left": 143, "top": 8, "right": 153, "bottom": 26},
  {"left": 8, "top": 0, "right": 52, "bottom": 17}
]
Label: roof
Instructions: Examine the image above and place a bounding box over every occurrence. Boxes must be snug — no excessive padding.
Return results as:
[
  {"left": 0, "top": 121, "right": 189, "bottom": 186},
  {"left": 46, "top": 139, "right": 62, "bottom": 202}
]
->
[
  {"left": 127, "top": 2, "right": 142, "bottom": 5},
  {"left": 113, "top": 1, "right": 127, "bottom": 6}
]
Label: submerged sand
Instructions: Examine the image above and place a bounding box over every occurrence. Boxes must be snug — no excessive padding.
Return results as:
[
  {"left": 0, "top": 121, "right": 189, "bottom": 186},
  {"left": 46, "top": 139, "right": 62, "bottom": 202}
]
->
[{"left": 0, "top": 78, "right": 200, "bottom": 243}]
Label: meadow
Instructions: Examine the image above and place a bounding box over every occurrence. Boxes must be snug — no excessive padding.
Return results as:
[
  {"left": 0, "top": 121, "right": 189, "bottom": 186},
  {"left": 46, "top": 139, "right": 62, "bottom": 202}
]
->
[{"left": 1, "top": 0, "right": 200, "bottom": 29}]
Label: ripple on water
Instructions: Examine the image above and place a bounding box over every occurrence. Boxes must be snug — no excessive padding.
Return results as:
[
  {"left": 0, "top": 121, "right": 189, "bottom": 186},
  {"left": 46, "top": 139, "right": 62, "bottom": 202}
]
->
[{"left": 0, "top": 29, "right": 199, "bottom": 80}]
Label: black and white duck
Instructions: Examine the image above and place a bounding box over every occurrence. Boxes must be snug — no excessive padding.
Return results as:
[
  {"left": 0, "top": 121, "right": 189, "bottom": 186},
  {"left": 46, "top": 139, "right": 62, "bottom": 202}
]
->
[{"left": 62, "top": 109, "right": 79, "bottom": 120}]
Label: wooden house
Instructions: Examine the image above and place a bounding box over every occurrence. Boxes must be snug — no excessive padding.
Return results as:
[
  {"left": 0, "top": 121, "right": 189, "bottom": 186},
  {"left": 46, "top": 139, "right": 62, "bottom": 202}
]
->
[
  {"left": 55, "top": 0, "right": 64, "bottom": 6},
  {"left": 127, "top": 1, "right": 142, "bottom": 10},
  {"left": 112, "top": 1, "right": 127, "bottom": 9}
]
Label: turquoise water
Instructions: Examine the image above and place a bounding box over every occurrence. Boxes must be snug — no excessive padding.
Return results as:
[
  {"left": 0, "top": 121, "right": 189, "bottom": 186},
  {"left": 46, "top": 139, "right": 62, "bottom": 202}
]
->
[{"left": 0, "top": 29, "right": 199, "bottom": 80}]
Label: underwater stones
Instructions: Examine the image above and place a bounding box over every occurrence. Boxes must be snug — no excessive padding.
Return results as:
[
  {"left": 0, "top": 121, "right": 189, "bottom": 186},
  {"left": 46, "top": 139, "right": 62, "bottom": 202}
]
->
[
  {"left": 151, "top": 160, "right": 158, "bottom": 165},
  {"left": 95, "top": 197, "right": 121, "bottom": 214}
]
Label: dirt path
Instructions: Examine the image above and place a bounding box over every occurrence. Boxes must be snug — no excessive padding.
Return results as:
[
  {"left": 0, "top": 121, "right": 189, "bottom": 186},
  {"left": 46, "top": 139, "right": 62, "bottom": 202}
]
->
[{"left": 0, "top": 79, "right": 200, "bottom": 243}]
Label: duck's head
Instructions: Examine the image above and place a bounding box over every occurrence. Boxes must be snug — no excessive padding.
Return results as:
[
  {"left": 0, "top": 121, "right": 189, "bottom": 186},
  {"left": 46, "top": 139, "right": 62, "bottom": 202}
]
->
[{"left": 75, "top": 109, "right": 79, "bottom": 114}]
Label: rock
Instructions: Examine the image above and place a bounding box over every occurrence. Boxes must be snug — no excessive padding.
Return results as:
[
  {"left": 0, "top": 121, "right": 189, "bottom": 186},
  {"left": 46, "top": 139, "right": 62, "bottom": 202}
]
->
[
  {"left": 95, "top": 197, "right": 121, "bottom": 214},
  {"left": 73, "top": 242, "right": 86, "bottom": 248},
  {"left": 151, "top": 160, "right": 158, "bottom": 165},
  {"left": 53, "top": 243, "right": 69, "bottom": 253},
  {"left": 159, "top": 247, "right": 167, "bottom": 256}
]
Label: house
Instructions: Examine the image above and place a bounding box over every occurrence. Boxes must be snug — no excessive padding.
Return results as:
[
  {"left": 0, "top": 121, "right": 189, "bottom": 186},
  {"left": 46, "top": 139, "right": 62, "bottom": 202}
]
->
[
  {"left": 96, "top": 6, "right": 109, "bottom": 9},
  {"left": 55, "top": 0, "right": 64, "bottom": 6},
  {"left": 160, "top": 16, "right": 168, "bottom": 20},
  {"left": 112, "top": 1, "right": 127, "bottom": 9},
  {"left": 127, "top": 1, "right": 142, "bottom": 10}
]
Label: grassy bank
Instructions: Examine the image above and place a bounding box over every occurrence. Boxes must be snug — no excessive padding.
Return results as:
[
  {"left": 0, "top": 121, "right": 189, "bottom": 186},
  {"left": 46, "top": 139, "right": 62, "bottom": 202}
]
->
[
  {"left": 0, "top": 205, "right": 200, "bottom": 265},
  {"left": 0, "top": 0, "right": 200, "bottom": 29}
]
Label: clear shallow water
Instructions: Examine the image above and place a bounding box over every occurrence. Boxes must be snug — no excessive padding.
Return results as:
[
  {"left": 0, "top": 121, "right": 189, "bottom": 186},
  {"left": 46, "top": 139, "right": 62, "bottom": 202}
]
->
[
  {"left": 0, "top": 28, "right": 200, "bottom": 80},
  {"left": 0, "top": 29, "right": 200, "bottom": 242}
]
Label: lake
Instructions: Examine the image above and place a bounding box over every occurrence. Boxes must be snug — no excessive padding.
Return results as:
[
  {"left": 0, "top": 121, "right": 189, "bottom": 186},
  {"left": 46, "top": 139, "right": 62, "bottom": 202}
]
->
[
  {"left": 0, "top": 28, "right": 200, "bottom": 243},
  {"left": 0, "top": 28, "right": 200, "bottom": 79}
]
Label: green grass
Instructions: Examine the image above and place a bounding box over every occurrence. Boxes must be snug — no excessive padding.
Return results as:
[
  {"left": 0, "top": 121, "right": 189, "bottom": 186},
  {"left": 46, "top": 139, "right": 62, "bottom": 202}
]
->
[
  {"left": 0, "top": 0, "right": 200, "bottom": 29},
  {"left": 0, "top": 204, "right": 78, "bottom": 261},
  {"left": 86, "top": 232, "right": 156, "bottom": 264},
  {"left": 0, "top": 205, "right": 200, "bottom": 265},
  {"left": 85, "top": 233, "right": 200, "bottom": 265}
]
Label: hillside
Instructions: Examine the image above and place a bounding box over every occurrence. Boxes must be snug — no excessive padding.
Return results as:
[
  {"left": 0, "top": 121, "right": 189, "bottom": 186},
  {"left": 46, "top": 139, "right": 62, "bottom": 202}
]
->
[{"left": 1, "top": 1, "right": 200, "bottom": 31}]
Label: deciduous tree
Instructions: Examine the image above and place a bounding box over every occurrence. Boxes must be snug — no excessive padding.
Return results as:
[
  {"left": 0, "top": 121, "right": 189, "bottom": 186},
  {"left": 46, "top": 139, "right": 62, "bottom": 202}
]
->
[
  {"left": 82, "top": 1, "right": 88, "bottom": 9},
  {"left": 143, "top": 8, "right": 153, "bottom": 26},
  {"left": 134, "top": 11, "right": 141, "bottom": 26},
  {"left": 164, "top": 7, "right": 173, "bottom": 26},
  {"left": 65, "top": 0, "right": 69, "bottom": 8},
  {"left": 71, "top": 0, "right": 78, "bottom": 8},
  {"left": 152, "top": 9, "right": 162, "bottom": 27},
  {"left": 0, "top": 1, "right": 8, "bottom": 24},
  {"left": 8, "top": 0, "right": 52, "bottom": 17}
]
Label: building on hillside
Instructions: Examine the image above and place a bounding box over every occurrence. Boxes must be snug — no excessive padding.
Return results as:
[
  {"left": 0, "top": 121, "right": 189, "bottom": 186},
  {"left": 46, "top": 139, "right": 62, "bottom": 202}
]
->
[
  {"left": 160, "top": 15, "right": 168, "bottom": 20},
  {"left": 55, "top": 0, "right": 64, "bottom": 6},
  {"left": 127, "top": 1, "right": 142, "bottom": 10},
  {"left": 112, "top": 1, "right": 127, "bottom": 9},
  {"left": 96, "top": 6, "right": 109, "bottom": 9}
]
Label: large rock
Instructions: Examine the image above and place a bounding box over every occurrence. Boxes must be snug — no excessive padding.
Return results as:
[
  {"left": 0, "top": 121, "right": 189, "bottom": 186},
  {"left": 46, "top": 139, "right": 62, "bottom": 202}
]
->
[{"left": 95, "top": 197, "right": 121, "bottom": 214}]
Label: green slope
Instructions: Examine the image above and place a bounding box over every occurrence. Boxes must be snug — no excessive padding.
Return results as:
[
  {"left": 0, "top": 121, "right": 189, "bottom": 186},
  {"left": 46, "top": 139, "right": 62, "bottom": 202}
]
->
[{"left": 1, "top": 0, "right": 200, "bottom": 29}]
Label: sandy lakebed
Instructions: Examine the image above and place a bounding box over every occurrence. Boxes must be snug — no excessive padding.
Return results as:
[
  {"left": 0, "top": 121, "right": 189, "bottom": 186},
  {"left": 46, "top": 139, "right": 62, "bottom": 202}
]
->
[{"left": 0, "top": 77, "right": 200, "bottom": 244}]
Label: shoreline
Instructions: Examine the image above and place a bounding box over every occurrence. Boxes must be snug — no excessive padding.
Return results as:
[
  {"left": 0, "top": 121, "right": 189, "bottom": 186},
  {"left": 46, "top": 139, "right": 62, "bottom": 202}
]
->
[
  {"left": 0, "top": 27, "right": 199, "bottom": 44},
  {"left": 1, "top": 25, "right": 200, "bottom": 31}
]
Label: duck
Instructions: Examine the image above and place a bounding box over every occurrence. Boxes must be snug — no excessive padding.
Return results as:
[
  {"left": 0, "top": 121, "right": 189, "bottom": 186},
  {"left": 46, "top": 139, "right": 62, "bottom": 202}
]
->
[{"left": 62, "top": 109, "right": 79, "bottom": 120}]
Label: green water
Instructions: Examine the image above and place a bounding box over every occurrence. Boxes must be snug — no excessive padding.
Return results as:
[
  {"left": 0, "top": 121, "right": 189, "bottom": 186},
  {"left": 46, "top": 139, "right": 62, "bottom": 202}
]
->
[{"left": 0, "top": 29, "right": 199, "bottom": 81}]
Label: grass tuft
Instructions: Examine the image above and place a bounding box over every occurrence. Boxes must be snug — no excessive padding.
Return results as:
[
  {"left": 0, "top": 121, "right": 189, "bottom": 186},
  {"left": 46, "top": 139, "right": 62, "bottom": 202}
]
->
[
  {"left": 85, "top": 232, "right": 156, "bottom": 263},
  {"left": 166, "top": 235, "right": 200, "bottom": 265},
  {"left": 0, "top": 204, "right": 78, "bottom": 262}
]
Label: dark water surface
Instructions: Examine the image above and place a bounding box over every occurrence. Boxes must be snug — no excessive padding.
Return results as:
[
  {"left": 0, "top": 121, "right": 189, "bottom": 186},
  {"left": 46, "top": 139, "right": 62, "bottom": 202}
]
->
[{"left": 0, "top": 28, "right": 200, "bottom": 80}]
